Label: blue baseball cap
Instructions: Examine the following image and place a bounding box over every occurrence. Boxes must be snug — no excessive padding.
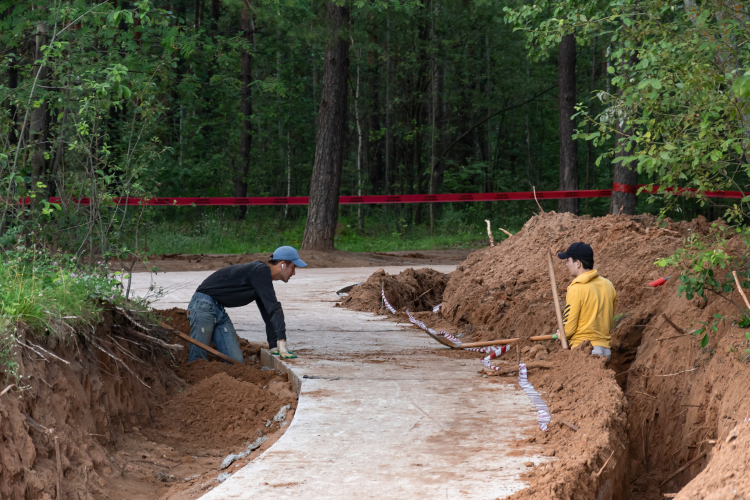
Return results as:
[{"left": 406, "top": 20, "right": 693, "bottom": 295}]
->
[{"left": 271, "top": 246, "right": 307, "bottom": 267}]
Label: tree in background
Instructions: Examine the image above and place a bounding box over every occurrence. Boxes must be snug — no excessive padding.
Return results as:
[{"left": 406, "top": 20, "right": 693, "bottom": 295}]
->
[
  {"left": 300, "top": 0, "right": 349, "bottom": 251},
  {"left": 557, "top": 33, "right": 578, "bottom": 214}
]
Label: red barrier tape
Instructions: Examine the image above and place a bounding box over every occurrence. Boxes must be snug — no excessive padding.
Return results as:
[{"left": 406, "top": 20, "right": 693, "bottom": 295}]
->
[
  {"left": 612, "top": 182, "right": 637, "bottom": 195},
  {"left": 5, "top": 185, "right": 744, "bottom": 206}
]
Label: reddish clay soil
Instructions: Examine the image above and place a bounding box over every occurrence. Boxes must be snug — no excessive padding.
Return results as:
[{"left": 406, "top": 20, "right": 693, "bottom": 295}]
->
[
  {"left": 0, "top": 307, "right": 295, "bottom": 500},
  {"left": 675, "top": 421, "right": 750, "bottom": 500},
  {"left": 346, "top": 212, "right": 750, "bottom": 499},
  {"left": 342, "top": 267, "right": 449, "bottom": 313},
  {"left": 119, "top": 248, "right": 473, "bottom": 273}
]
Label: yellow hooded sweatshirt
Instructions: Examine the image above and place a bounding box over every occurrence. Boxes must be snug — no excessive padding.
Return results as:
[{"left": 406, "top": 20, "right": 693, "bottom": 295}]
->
[{"left": 562, "top": 270, "right": 616, "bottom": 348}]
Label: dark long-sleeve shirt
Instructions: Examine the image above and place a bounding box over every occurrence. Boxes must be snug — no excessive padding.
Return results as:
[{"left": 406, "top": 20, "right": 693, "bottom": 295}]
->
[{"left": 195, "top": 262, "right": 285, "bottom": 340}]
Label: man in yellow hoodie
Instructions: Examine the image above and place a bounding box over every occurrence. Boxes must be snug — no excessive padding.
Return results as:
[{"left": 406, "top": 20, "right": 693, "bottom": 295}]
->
[{"left": 557, "top": 242, "right": 616, "bottom": 360}]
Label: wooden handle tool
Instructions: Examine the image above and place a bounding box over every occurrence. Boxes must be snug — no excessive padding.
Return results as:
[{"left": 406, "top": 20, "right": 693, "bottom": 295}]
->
[
  {"left": 159, "top": 322, "right": 242, "bottom": 365},
  {"left": 546, "top": 249, "right": 569, "bottom": 349}
]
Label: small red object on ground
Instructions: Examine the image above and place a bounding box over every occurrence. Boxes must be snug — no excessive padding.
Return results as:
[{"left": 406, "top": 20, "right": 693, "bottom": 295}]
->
[{"left": 648, "top": 276, "right": 670, "bottom": 287}]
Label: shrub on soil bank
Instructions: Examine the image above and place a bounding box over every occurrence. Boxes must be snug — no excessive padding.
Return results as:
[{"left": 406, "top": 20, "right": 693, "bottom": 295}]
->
[
  {"left": 0, "top": 249, "right": 129, "bottom": 383},
  {"left": 0, "top": 249, "right": 123, "bottom": 331}
]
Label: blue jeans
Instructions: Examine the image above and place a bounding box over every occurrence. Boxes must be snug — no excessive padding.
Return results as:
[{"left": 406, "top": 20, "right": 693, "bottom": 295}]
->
[{"left": 187, "top": 292, "right": 244, "bottom": 363}]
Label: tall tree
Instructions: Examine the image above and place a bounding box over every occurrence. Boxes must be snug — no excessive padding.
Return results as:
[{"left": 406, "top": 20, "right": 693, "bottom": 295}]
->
[
  {"left": 300, "top": 0, "right": 350, "bottom": 251},
  {"left": 235, "top": 5, "right": 254, "bottom": 219},
  {"left": 557, "top": 33, "right": 578, "bottom": 214},
  {"left": 609, "top": 48, "right": 637, "bottom": 215}
]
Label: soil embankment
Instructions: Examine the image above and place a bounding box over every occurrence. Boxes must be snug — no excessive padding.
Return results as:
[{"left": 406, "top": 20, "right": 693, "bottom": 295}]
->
[
  {"left": 346, "top": 212, "right": 750, "bottom": 499},
  {"left": 0, "top": 307, "right": 295, "bottom": 499}
]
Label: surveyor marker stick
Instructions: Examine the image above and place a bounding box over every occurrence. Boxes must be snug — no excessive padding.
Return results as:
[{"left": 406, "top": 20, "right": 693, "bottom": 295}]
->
[
  {"left": 546, "top": 249, "right": 570, "bottom": 349},
  {"left": 159, "top": 322, "right": 242, "bottom": 365}
]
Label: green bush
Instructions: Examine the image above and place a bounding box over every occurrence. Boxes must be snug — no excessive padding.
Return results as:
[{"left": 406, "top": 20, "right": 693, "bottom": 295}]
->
[{"left": 0, "top": 249, "right": 123, "bottom": 337}]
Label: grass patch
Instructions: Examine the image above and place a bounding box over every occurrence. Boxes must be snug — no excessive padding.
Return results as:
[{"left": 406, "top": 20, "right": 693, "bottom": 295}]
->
[
  {"left": 0, "top": 249, "right": 126, "bottom": 381},
  {"left": 142, "top": 210, "right": 498, "bottom": 255}
]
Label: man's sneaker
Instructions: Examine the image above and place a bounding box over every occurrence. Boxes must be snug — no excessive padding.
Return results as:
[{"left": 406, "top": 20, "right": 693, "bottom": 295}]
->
[{"left": 270, "top": 347, "right": 295, "bottom": 356}]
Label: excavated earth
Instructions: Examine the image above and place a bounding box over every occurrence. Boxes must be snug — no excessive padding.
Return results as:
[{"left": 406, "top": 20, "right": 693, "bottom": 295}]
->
[
  {"left": 345, "top": 212, "right": 750, "bottom": 499},
  {"left": 0, "top": 308, "right": 296, "bottom": 500}
]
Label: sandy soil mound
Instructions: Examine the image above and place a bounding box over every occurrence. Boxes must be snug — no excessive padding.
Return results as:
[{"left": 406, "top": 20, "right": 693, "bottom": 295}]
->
[
  {"left": 155, "top": 368, "right": 295, "bottom": 450},
  {"left": 0, "top": 306, "right": 295, "bottom": 500},
  {"left": 342, "top": 267, "right": 449, "bottom": 313},
  {"left": 440, "top": 212, "right": 707, "bottom": 342}
]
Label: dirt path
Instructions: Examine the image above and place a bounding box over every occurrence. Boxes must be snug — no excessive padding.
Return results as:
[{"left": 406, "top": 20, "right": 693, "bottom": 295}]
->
[
  {"left": 119, "top": 249, "right": 473, "bottom": 273},
  {"left": 130, "top": 267, "right": 549, "bottom": 499}
]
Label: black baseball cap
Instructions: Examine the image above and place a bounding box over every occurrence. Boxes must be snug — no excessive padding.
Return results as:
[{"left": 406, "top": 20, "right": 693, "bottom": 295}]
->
[{"left": 558, "top": 242, "right": 593, "bottom": 261}]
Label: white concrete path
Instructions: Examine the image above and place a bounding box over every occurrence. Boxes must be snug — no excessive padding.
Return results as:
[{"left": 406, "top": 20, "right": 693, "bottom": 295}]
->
[{"left": 130, "top": 267, "right": 546, "bottom": 499}]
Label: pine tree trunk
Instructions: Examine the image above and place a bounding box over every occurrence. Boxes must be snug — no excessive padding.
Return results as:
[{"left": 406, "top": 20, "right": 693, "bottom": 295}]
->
[
  {"left": 300, "top": 1, "right": 349, "bottom": 251},
  {"left": 235, "top": 7, "right": 253, "bottom": 219},
  {"left": 609, "top": 46, "right": 638, "bottom": 215},
  {"left": 610, "top": 128, "right": 638, "bottom": 214},
  {"left": 557, "top": 33, "right": 578, "bottom": 214}
]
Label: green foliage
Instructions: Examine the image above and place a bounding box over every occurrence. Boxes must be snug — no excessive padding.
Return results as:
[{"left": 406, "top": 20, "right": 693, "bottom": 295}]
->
[
  {"left": 656, "top": 224, "right": 750, "bottom": 307},
  {"left": 693, "top": 314, "right": 724, "bottom": 349},
  {"left": 0, "top": 247, "right": 127, "bottom": 382},
  {"left": 0, "top": 249, "right": 123, "bottom": 333},
  {"left": 144, "top": 207, "right": 488, "bottom": 255}
]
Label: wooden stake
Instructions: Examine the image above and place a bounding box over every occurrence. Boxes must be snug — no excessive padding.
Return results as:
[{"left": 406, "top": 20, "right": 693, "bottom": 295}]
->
[
  {"left": 546, "top": 249, "right": 569, "bottom": 349},
  {"left": 532, "top": 186, "right": 545, "bottom": 213},
  {"left": 159, "top": 322, "right": 242, "bottom": 365},
  {"left": 498, "top": 227, "right": 513, "bottom": 237},
  {"left": 732, "top": 271, "right": 750, "bottom": 311},
  {"left": 485, "top": 219, "right": 495, "bottom": 246},
  {"left": 461, "top": 339, "right": 518, "bottom": 348}
]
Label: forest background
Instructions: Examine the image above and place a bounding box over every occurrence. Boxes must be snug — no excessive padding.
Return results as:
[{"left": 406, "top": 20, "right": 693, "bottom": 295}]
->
[{"left": 0, "top": 0, "right": 748, "bottom": 259}]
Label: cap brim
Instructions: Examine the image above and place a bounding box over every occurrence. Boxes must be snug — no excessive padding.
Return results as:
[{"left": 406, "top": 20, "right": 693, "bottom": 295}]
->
[
  {"left": 292, "top": 258, "right": 307, "bottom": 268},
  {"left": 557, "top": 252, "right": 569, "bottom": 260}
]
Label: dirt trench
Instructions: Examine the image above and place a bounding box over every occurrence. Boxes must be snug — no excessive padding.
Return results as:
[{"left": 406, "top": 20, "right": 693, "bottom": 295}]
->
[
  {"left": 0, "top": 308, "right": 296, "bottom": 500},
  {"left": 345, "top": 212, "right": 750, "bottom": 499}
]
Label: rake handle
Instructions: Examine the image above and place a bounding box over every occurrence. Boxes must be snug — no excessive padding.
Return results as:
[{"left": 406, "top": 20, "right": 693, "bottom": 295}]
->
[
  {"left": 159, "top": 322, "right": 242, "bottom": 365},
  {"left": 546, "top": 249, "right": 570, "bottom": 349}
]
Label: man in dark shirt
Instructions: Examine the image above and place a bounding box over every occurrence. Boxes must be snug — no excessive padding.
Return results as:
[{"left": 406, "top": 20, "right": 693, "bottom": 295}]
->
[{"left": 187, "top": 246, "right": 307, "bottom": 362}]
